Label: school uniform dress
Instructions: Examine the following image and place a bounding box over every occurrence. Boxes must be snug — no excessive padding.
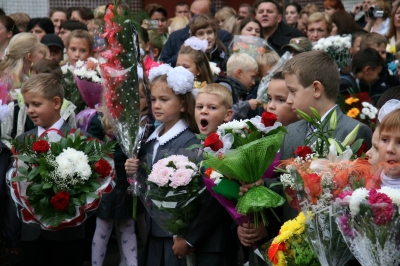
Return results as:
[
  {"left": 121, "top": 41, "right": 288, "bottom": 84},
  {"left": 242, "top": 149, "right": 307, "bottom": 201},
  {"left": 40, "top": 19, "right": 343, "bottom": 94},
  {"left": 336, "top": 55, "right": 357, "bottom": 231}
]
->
[{"left": 139, "top": 119, "right": 200, "bottom": 266}]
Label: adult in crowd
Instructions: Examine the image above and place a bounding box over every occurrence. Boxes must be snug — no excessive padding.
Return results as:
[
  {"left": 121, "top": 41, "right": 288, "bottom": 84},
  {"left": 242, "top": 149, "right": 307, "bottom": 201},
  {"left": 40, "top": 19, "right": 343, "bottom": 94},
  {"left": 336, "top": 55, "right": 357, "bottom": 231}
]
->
[
  {"left": 26, "top": 17, "right": 54, "bottom": 41},
  {"left": 8, "top": 13, "right": 30, "bottom": 32},
  {"left": 364, "top": 0, "right": 390, "bottom": 35},
  {"left": 331, "top": 10, "right": 361, "bottom": 35},
  {"left": 238, "top": 3, "right": 255, "bottom": 18},
  {"left": 307, "top": 12, "right": 332, "bottom": 43},
  {"left": 324, "top": 0, "right": 345, "bottom": 17},
  {"left": 159, "top": 0, "right": 232, "bottom": 66},
  {"left": 387, "top": 1, "right": 400, "bottom": 47},
  {"left": 145, "top": 4, "right": 169, "bottom": 44},
  {"left": 221, "top": 15, "right": 240, "bottom": 35},
  {"left": 255, "top": 0, "right": 302, "bottom": 56},
  {"left": 169, "top": 16, "right": 189, "bottom": 34},
  {"left": 175, "top": 2, "right": 190, "bottom": 19},
  {"left": 303, "top": 3, "right": 319, "bottom": 14},
  {"left": 285, "top": 2, "right": 301, "bottom": 27},
  {"left": 70, "top": 7, "right": 93, "bottom": 25},
  {"left": 49, "top": 8, "right": 67, "bottom": 35},
  {"left": 351, "top": 0, "right": 372, "bottom": 28},
  {"left": 235, "top": 17, "right": 263, "bottom": 38},
  {"left": 215, "top": 7, "right": 236, "bottom": 29},
  {"left": 0, "top": 16, "right": 19, "bottom": 60},
  {"left": 297, "top": 10, "right": 308, "bottom": 36},
  {"left": 58, "top": 20, "right": 87, "bottom": 47}
]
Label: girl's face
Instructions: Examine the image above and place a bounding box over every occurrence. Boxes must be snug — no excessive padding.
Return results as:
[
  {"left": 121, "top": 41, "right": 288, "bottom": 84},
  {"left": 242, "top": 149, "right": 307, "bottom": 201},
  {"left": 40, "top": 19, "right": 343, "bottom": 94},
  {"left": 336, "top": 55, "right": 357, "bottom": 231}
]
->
[
  {"left": 285, "top": 6, "right": 299, "bottom": 25},
  {"left": 0, "top": 22, "right": 12, "bottom": 45},
  {"left": 195, "top": 26, "right": 216, "bottom": 51},
  {"left": 366, "top": 128, "right": 380, "bottom": 166},
  {"left": 67, "top": 37, "right": 91, "bottom": 65},
  {"left": 241, "top": 21, "right": 261, "bottom": 37},
  {"left": 30, "top": 25, "right": 46, "bottom": 41},
  {"left": 151, "top": 82, "right": 184, "bottom": 132},
  {"left": 151, "top": 12, "right": 167, "bottom": 35},
  {"left": 378, "top": 128, "right": 400, "bottom": 178},
  {"left": 51, "top": 11, "right": 67, "bottom": 35},
  {"left": 216, "top": 18, "right": 225, "bottom": 29},
  {"left": 394, "top": 7, "right": 400, "bottom": 29},
  {"left": 176, "top": 54, "right": 200, "bottom": 78}
]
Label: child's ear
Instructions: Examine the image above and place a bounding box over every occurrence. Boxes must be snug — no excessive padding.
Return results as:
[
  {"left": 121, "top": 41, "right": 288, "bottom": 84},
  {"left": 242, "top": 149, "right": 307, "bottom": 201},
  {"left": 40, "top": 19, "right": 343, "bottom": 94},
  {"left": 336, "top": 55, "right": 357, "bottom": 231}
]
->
[
  {"left": 235, "top": 69, "right": 242, "bottom": 79},
  {"left": 53, "top": 96, "right": 62, "bottom": 110},
  {"left": 224, "top": 109, "right": 234, "bottom": 122},
  {"left": 152, "top": 48, "right": 160, "bottom": 58},
  {"left": 179, "top": 100, "right": 185, "bottom": 113},
  {"left": 312, "top": 80, "right": 324, "bottom": 99},
  {"left": 363, "top": 66, "right": 372, "bottom": 74}
]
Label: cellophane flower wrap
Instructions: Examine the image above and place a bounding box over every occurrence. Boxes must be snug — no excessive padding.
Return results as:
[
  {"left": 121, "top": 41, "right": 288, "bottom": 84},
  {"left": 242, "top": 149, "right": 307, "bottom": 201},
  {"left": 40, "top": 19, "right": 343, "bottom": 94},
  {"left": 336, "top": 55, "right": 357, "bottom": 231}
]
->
[
  {"left": 6, "top": 129, "right": 115, "bottom": 230},
  {"left": 231, "top": 35, "right": 274, "bottom": 59},
  {"left": 202, "top": 111, "right": 286, "bottom": 227},
  {"left": 141, "top": 155, "right": 205, "bottom": 236},
  {"left": 278, "top": 108, "right": 379, "bottom": 266},
  {"left": 100, "top": 3, "right": 141, "bottom": 161},
  {"left": 262, "top": 212, "right": 319, "bottom": 266},
  {"left": 0, "top": 79, "right": 10, "bottom": 121},
  {"left": 312, "top": 35, "right": 351, "bottom": 69},
  {"left": 334, "top": 187, "right": 400, "bottom": 266},
  {"left": 61, "top": 66, "right": 86, "bottom": 113},
  {"left": 73, "top": 57, "right": 104, "bottom": 109}
]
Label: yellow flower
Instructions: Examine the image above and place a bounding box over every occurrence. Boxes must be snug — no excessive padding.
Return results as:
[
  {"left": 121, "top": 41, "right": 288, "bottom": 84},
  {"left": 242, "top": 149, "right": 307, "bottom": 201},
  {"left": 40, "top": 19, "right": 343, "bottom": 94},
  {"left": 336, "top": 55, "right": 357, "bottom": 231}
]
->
[
  {"left": 276, "top": 251, "right": 287, "bottom": 266},
  {"left": 345, "top": 97, "right": 359, "bottom": 105},
  {"left": 387, "top": 44, "right": 396, "bottom": 54},
  {"left": 347, "top": 107, "right": 360, "bottom": 118}
]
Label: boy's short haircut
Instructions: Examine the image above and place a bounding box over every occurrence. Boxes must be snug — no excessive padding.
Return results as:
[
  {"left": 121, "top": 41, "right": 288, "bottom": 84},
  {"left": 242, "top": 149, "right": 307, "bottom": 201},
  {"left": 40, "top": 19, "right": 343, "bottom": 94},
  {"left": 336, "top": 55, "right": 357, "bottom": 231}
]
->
[
  {"left": 282, "top": 50, "right": 339, "bottom": 100},
  {"left": 22, "top": 73, "right": 64, "bottom": 102},
  {"left": 31, "top": 59, "right": 63, "bottom": 80},
  {"left": 197, "top": 83, "right": 233, "bottom": 109},
  {"left": 376, "top": 85, "right": 400, "bottom": 109},
  {"left": 227, "top": 53, "right": 258, "bottom": 76},
  {"left": 351, "top": 48, "right": 384, "bottom": 74},
  {"left": 254, "top": 0, "right": 282, "bottom": 15},
  {"left": 271, "top": 71, "right": 284, "bottom": 81},
  {"left": 60, "top": 20, "right": 87, "bottom": 31},
  {"left": 8, "top": 13, "right": 30, "bottom": 32},
  {"left": 360, "top": 32, "right": 388, "bottom": 50},
  {"left": 256, "top": 51, "right": 279, "bottom": 70},
  {"left": 307, "top": 12, "right": 332, "bottom": 33},
  {"left": 351, "top": 29, "right": 367, "bottom": 46}
]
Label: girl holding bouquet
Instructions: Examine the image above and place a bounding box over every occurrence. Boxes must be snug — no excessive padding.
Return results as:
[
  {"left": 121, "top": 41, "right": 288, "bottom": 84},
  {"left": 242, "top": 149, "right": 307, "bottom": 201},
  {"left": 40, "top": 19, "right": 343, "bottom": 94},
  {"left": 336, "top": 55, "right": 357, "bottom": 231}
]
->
[
  {"left": 125, "top": 65, "right": 200, "bottom": 266},
  {"left": 61, "top": 29, "right": 92, "bottom": 72}
]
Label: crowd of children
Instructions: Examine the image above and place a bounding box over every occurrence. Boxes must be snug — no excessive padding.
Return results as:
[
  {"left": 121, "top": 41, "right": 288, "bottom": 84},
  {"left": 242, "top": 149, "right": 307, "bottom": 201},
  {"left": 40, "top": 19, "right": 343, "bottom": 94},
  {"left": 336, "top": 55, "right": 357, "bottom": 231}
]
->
[{"left": 1, "top": 1, "right": 400, "bottom": 266}]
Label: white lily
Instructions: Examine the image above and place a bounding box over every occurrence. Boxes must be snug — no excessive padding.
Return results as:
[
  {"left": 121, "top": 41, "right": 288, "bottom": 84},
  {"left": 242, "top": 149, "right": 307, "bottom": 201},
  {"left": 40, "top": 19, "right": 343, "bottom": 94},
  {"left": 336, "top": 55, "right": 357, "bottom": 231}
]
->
[{"left": 310, "top": 143, "right": 353, "bottom": 173}]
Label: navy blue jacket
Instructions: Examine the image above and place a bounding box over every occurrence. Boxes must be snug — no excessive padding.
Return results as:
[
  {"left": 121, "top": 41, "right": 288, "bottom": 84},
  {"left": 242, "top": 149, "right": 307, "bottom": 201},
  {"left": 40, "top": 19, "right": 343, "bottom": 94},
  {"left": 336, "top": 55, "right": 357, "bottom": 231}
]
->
[{"left": 268, "top": 21, "right": 303, "bottom": 56}]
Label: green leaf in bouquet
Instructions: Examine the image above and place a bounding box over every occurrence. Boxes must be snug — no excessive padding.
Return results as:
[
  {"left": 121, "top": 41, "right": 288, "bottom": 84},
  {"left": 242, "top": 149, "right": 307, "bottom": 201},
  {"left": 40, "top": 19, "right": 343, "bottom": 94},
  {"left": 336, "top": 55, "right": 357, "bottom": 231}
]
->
[
  {"left": 296, "top": 109, "right": 312, "bottom": 123},
  {"left": 350, "top": 138, "right": 364, "bottom": 155},
  {"left": 195, "top": 133, "right": 207, "bottom": 141},
  {"left": 67, "top": 203, "right": 76, "bottom": 215},
  {"left": 50, "top": 141, "right": 60, "bottom": 154},
  {"left": 187, "top": 143, "right": 204, "bottom": 150},
  {"left": 42, "top": 183, "right": 52, "bottom": 190},
  {"left": 86, "top": 192, "right": 99, "bottom": 199},
  {"left": 80, "top": 194, "right": 86, "bottom": 204},
  {"left": 60, "top": 138, "right": 68, "bottom": 150},
  {"left": 71, "top": 197, "right": 82, "bottom": 206},
  {"left": 12, "top": 175, "right": 27, "bottom": 182},
  {"left": 212, "top": 178, "right": 240, "bottom": 201},
  {"left": 14, "top": 155, "right": 39, "bottom": 164},
  {"left": 28, "top": 183, "right": 44, "bottom": 195},
  {"left": 88, "top": 155, "right": 102, "bottom": 162},
  {"left": 310, "top": 107, "right": 322, "bottom": 121},
  {"left": 17, "top": 166, "right": 29, "bottom": 176},
  {"left": 84, "top": 140, "right": 95, "bottom": 154},
  {"left": 80, "top": 186, "right": 90, "bottom": 193},
  {"left": 87, "top": 179, "right": 101, "bottom": 191}
]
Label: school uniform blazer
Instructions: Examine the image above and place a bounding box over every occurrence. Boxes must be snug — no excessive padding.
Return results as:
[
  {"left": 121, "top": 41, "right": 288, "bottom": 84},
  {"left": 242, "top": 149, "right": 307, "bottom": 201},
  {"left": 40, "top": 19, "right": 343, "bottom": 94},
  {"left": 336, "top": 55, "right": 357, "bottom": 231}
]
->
[{"left": 17, "top": 122, "right": 87, "bottom": 241}]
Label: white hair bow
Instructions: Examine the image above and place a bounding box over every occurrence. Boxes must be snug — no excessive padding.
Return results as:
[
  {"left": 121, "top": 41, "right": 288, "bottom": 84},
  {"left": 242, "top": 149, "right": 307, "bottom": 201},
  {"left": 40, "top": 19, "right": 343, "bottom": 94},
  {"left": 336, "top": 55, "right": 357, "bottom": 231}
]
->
[
  {"left": 183, "top": 37, "right": 208, "bottom": 52},
  {"left": 378, "top": 99, "right": 400, "bottom": 122},
  {"left": 148, "top": 64, "right": 173, "bottom": 82},
  {"left": 137, "top": 65, "right": 144, "bottom": 80}
]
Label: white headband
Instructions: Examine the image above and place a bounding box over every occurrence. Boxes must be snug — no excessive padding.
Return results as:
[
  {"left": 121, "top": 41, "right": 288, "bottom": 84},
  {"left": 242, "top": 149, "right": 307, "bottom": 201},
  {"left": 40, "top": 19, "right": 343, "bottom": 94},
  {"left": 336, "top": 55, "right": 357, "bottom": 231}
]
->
[
  {"left": 148, "top": 64, "right": 173, "bottom": 82},
  {"left": 149, "top": 65, "right": 194, "bottom": 95},
  {"left": 378, "top": 99, "right": 400, "bottom": 122},
  {"left": 183, "top": 37, "right": 208, "bottom": 52}
]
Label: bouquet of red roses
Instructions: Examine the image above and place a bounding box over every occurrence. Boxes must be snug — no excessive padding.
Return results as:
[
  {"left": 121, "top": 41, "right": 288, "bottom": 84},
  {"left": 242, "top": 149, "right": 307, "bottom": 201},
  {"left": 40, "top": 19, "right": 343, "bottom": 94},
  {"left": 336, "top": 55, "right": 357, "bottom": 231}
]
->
[
  {"left": 202, "top": 111, "right": 286, "bottom": 226},
  {"left": 7, "top": 129, "right": 115, "bottom": 229}
]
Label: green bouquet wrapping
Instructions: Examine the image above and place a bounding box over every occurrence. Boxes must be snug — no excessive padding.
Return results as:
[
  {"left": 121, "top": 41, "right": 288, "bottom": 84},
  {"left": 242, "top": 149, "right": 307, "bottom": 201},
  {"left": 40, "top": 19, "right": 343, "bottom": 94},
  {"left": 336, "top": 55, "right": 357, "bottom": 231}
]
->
[{"left": 202, "top": 112, "right": 286, "bottom": 226}]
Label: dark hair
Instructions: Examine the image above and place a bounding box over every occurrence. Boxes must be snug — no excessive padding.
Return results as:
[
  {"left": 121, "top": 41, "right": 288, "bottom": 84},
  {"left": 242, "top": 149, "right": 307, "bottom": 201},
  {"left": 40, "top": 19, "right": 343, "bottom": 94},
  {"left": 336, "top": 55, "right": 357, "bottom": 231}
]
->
[
  {"left": 145, "top": 4, "right": 168, "bottom": 18},
  {"left": 178, "top": 46, "right": 214, "bottom": 84},
  {"left": 49, "top": 8, "right": 67, "bottom": 19},
  {"left": 285, "top": 2, "right": 302, "bottom": 14},
  {"left": 176, "top": 2, "right": 189, "bottom": 8},
  {"left": 26, "top": 17, "right": 54, "bottom": 34},
  {"left": 0, "top": 8, "right": 5, "bottom": 16},
  {"left": 0, "top": 15, "right": 19, "bottom": 36},
  {"left": 190, "top": 15, "right": 227, "bottom": 53},
  {"left": 235, "top": 17, "right": 264, "bottom": 38},
  {"left": 239, "top": 3, "right": 255, "bottom": 16},
  {"left": 60, "top": 20, "right": 87, "bottom": 31},
  {"left": 70, "top": 7, "right": 94, "bottom": 21},
  {"left": 377, "top": 86, "right": 400, "bottom": 108},
  {"left": 351, "top": 29, "right": 367, "bottom": 46},
  {"left": 351, "top": 48, "right": 384, "bottom": 74},
  {"left": 139, "top": 26, "right": 149, "bottom": 43},
  {"left": 31, "top": 59, "right": 62, "bottom": 80},
  {"left": 331, "top": 10, "right": 360, "bottom": 35},
  {"left": 271, "top": 71, "right": 284, "bottom": 80},
  {"left": 254, "top": 0, "right": 283, "bottom": 15},
  {"left": 209, "top": 2, "right": 216, "bottom": 17}
]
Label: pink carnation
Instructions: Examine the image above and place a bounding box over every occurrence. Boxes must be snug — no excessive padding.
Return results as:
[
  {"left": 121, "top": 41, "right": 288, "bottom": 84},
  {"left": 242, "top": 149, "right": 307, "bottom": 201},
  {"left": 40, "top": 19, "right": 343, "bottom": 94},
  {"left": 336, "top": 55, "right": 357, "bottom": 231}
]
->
[
  {"left": 339, "top": 214, "right": 354, "bottom": 237},
  {"left": 368, "top": 188, "right": 394, "bottom": 225},
  {"left": 169, "top": 169, "right": 194, "bottom": 189},
  {"left": 339, "top": 190, "right": 353, "bottom": 200}
]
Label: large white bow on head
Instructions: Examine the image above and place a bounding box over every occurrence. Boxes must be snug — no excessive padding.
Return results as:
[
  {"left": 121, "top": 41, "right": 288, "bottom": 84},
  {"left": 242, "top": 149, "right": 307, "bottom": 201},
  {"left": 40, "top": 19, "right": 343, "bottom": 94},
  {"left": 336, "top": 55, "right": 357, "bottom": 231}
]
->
[
  {"left": 183, "top": 36, "right": 208, "bottom": 52},
  {"left": 378, "top": 99, "right": 400, "bottom": 122}
]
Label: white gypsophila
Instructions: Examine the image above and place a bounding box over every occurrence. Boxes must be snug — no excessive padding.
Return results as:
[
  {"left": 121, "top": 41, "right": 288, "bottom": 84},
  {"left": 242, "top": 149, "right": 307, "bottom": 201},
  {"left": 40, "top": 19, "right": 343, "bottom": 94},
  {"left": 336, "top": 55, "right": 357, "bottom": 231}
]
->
[
  {"left": 379, "top": 187, "right": 400, "bottom": 206},
  {"left": 321, "top": 172, "right": 333, "bottom": 187},
  {"left": 349, "top": 188, "right": 368, "bottom": 216},
  {"left": 280, "top": 173, "right": 295, "bottom": 189}
]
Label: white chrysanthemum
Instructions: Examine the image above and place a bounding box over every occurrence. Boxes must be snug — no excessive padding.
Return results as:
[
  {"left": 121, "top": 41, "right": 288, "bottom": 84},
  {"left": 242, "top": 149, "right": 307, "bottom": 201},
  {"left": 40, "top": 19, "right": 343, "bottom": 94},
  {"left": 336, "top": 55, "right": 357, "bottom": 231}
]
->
[
  {"left": 92, "top": 75, "right": 101, "bottom": 83},
  {"left": 313, "top": 44, "right": 324, "bottom": 51},
  {"left": 217, "top": 119, "right": 247, "bottom": 133},
  {"left": 368, "top": 112, "right": 376, "bottom": 119},
  {"left": 55, "top": 148, "right": 91, "bottom": 181},
  {"left": 360, "top": 114, "right": 366, "bottom": 119},
  {"left": 85, "top": 70, "right": 97, "bottom": 79},
  {"left": 75, "top": 60, "right": 84, "bottom": 68},
  {"left": 167, "top": 66, "right": 194, "bottom": 95},
  {"left": 349, "top": 188, "right": 368, "bottom": 216},
  {"left": 362, "top": 107, "right": 370, "bottom": 115}
]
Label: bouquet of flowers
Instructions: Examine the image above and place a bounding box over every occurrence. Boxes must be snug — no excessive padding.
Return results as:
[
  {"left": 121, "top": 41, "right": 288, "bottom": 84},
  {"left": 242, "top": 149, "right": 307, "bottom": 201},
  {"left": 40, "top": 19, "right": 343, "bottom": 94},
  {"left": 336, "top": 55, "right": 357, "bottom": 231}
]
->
[
  {"left": 312, "top": 35, "right": 351, "bottom": 68},
  {"left": 264, "top": 212, "right": 319, "bottom": 266},
  {"left": 73, "top": 57, "right": 103, "bottom": 109},
  {"left": 0, "top": 79, "right": 10, "bottom": 121},
  {"left": 61, "top": 66, "right": 86, "bottom": 113},
  {"left": 209, "top": 62, "right": 221, "bottom": 77},
  {"left": 202, "top": 111, "right": 286, "bottom": 226},
  {"left": 343, "top": 96, "right": 378, "bottom": 130},
  {"left": 278, "top": 108, "right": 378, "bottom": 266},
  {"left": 231, "top": 35, "right": 272, "bottom": 59},
  {"left": 334, "top": 187, "right": 400, "bottom": 266},
  {"left": 6, "top": 129, "right": 115, "bottom": 229}
]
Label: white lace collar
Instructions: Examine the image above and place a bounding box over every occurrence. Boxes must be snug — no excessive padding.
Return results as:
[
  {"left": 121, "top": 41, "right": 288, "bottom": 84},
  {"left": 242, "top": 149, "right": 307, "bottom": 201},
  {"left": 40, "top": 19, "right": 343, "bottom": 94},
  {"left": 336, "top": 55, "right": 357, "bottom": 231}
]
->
[{"left": 146, "top": 119, "right": 188, "bottom": 145}]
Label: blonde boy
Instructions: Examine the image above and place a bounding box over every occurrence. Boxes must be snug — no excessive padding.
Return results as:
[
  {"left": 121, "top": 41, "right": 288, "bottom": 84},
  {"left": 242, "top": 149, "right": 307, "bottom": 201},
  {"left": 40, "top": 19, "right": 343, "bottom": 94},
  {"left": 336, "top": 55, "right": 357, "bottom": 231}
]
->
[
  {"left": 195, "top": 84, "right": 233, "bottom": 135},
  {"left": 256, "top": 51, "right": 279, "bottom": 78},
  {"left": 360, "top": 32, "right": 388, "bottom": 61}
]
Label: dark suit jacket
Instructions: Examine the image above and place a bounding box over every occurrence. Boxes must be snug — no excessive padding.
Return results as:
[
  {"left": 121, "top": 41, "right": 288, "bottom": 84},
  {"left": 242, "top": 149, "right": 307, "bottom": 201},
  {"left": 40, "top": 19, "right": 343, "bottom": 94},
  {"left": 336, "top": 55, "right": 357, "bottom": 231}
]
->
[
  {"left": 16, "top": 122, "right": 86, "bottom": 241},
  {"left": 268, "top": 21, "right": 303, "bottom": 56},
  {"left": 159, "top": 25, "right": 233, "bottom": 67}
]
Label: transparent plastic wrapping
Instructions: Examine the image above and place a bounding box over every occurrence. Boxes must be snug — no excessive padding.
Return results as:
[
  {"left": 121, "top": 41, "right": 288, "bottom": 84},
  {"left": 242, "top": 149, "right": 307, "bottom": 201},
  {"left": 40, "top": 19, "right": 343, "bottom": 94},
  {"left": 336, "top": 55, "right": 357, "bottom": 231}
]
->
[{"left": 231, "top": 35, "right": 275, "bottom": 59}]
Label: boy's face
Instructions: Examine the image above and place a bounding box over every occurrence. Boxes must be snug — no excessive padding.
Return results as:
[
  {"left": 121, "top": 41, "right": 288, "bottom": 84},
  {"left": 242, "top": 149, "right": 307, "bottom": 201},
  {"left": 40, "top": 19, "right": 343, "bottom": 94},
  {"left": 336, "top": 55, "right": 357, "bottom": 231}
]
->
[
  {"left": 237, "top": 70, "right": 257, "bottom": 90},
  {"left": 370, "top": 43, "right": 387, "bottom": 62},
  {"left": 259, "top": 64, "right": 273, "bottom": 78},
  {"left": 350, "top": 36, "right": 362, "bottom": 56},
  {"left": 23, "top": 92, "right": 61, "bottom": 129},
  {"left": 356, "top": 66, "right": 382, "bottom": 84},
  {"left": 49, "top": 45, "right": 63, "bottom": 63},
  {"left": 366, "top": 128, "right": 379, "bottom": 166},
  {"left": 284, "top": 73, "right": 316, "bottom": 117},
  {"left": 266, "top": 79, "right": 299, "bottom": 126},
  {"left": 195, "top": 93, "right": 233, "bottom": 135}
]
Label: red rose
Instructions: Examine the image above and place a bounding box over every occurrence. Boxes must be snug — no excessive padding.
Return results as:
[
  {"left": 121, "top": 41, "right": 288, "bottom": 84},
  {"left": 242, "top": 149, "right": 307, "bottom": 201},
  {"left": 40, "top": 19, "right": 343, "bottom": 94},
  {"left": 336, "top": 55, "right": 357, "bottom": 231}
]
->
[
  {"left": 294, "top": 146, "right": 313, "bottom": 159},
  {"left": 261, "top": 111, "right": 277, "bottom": 127},
  {"left": 95, "top": 159, "right": 112, "bottom": 178},
  {"left": 32, "top": 140, "right": 50, "bottom": 153},
  {"left": 50, "top": 191, "right": 70, "bottom": 211},
  {"left": 204, "top": 132, "right": 223, "bottom": 151}
]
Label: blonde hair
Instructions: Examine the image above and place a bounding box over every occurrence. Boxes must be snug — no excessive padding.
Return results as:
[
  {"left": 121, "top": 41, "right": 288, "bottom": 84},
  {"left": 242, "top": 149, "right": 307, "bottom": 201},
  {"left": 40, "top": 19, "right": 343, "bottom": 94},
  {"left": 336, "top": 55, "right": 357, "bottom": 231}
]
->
[
  {"left": 197, "top": 83, "right": 233, "bottom": 109},
  {"left": 93, "top": 5, "right": 106, "bottom": 19},
  {"left": 282, "top": 50, "right": 339, "bottom": 100},
  {"left": 256, "top": 51, "right": 280, "bottom": 71},
  {"left": 0, "top": 33, "right": 40, "bottom": 91},
  {"left": 8, "top": 12, "right": 30, "bottom": 32},
  {"left": 380, "top": 109, "right": 400, "bottom": 134},
  {"left": 307, "top": 12, "right": 332, "bottom": 33},
  {"left": 227, "top": 53, "right": 258, "bottom": 76},
  {"left": 215, "top": 7, "right": 237, "bottom": 21},
  {"left": 38, "top": 43, "right": 50, "bottom": 59},
  {"left": 21, "top": 73, "right": 64, "bottom": 102},
  {"left": 221, "top": 15, "right": 238, "bottom": 34},
  {"left": 360, "top": 32, "right": 388, "bottom": 50},
  {"left": 169, "top": 16, "right": 189, "bottom": 33}
]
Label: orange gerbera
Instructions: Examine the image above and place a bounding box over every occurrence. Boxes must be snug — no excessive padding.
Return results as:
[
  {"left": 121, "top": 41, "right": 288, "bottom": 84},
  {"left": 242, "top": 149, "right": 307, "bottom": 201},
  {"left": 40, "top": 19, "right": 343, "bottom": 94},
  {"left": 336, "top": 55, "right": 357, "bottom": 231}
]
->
[
  {"left": 347, "top": 108, "right": 360, "bottom": 118},
  {"left": 345, "top": 97, "right": 359, "bottom": 105}
]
